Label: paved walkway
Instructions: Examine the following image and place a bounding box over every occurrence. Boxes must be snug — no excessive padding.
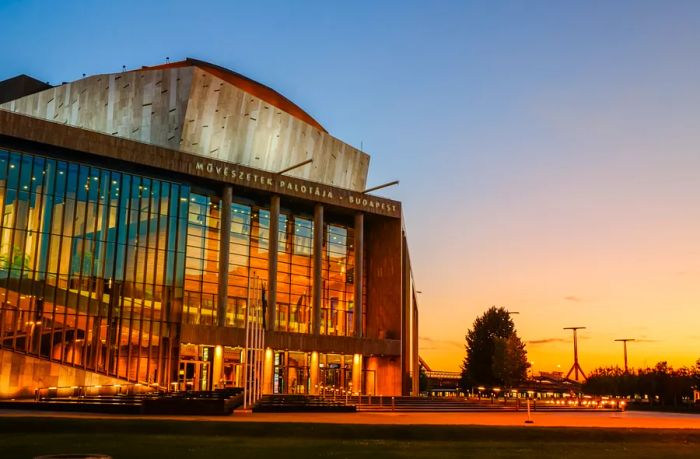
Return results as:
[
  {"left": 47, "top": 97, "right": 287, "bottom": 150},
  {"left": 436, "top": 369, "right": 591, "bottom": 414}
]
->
[{"left": 1, "top": 409, "right": 700, "bottom": 429}]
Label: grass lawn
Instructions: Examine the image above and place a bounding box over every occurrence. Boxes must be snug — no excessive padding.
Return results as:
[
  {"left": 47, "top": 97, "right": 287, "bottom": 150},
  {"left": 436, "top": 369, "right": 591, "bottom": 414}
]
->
[{"left": 1, "top": 417, "right": 700, "bottom": 458}]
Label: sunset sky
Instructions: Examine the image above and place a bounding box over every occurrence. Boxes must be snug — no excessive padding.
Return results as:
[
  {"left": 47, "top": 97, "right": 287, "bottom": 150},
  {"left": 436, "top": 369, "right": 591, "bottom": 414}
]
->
[{"left": 2, "top": 0, "right": 698, "bottom": 374}]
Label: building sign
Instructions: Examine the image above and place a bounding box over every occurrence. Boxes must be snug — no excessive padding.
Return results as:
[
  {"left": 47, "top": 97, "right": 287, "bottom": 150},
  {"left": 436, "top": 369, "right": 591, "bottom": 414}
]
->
[
  {"left": 192, "top": 160, "right": 400, "bottom": 217},
  {"left": 0, "top": 111, "right": 401, "bottom": 218}
]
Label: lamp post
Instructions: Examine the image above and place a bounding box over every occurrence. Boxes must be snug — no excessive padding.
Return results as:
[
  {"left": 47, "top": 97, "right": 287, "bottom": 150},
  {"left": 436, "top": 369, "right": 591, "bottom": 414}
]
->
[{"left": 614, "top": 339, "right": 635, "bottom": 373}]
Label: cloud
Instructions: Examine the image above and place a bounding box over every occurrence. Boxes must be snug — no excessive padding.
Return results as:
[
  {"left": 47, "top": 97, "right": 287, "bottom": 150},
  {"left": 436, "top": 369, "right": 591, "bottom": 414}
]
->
[
  {"left": 633, "top": 336, "right": 659, "bottom": 343},
  {"left": 419, "top": 336, "right": 463, "bottom": 350},
  {"left": 564, "top": 296, "right": 582, "bottom": 302},
  {"left": 527, "top": 337, "right": 569, "bottom": 345}
]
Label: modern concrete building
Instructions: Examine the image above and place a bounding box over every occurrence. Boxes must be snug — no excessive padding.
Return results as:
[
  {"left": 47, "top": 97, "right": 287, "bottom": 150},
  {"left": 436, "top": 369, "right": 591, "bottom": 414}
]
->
[{"left": 0, "top": 59, "right": 419, "bottom": 399}]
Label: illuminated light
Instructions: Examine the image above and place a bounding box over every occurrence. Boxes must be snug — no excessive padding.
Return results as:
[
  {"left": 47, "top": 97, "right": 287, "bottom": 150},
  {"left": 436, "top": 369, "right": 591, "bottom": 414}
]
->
[{"left": 9, "top": 164, "right": 15, "bottom": 168}]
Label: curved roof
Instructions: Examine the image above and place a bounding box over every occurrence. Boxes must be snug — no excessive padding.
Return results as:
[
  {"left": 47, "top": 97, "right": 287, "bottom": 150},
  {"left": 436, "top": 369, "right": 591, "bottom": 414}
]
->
[{"left": 141, "top": 58, "right": 327, "bottom": 132}]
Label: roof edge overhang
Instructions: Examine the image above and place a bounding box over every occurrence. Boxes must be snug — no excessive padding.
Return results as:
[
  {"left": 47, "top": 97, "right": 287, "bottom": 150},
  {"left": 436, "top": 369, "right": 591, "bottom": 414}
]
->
[{"left": 139, "top": 57, "right": 327, "bottom": 132}]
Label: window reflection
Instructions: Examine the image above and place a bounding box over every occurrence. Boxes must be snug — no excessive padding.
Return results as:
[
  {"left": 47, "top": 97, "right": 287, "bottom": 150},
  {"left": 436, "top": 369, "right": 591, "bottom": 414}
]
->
[{"left": 0, "top": 149, "right": 188, "bottom": 387}]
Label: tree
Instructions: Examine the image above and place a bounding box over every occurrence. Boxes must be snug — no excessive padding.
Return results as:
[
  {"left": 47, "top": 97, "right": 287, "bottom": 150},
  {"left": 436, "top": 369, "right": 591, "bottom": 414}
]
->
[
  {"left": 461, "top": 306, "right": 528, "bottom": 391},
  {"left": 492, "top": 334, "right": 529, "bottom": 388}
]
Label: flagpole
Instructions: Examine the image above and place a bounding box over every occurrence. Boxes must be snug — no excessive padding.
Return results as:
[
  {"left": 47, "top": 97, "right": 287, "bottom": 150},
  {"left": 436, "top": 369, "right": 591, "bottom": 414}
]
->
[{"left": 243, "top": 266, "right": 251, "bottom": 409}]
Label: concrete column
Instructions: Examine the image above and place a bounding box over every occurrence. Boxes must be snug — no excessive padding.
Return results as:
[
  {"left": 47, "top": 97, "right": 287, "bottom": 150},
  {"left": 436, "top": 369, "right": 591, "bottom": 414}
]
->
[
  {"left": 412, "top": 300, "right": 420, "bottom": 395},
  {"left": 354, "top": 213, "right": 364, "bottom": 337},
  {"left": 263, "top": 347, "right": 274, "bottom": 394},
  {"left": 310, "top": 351, "right": 320, "bottom": 394},
  {"left": 213, "top": 345, "right": 223, "bottom": 389},
  {"left": 401, "top": 232, "right": 411, "bottom": 396},
  {"left": 217, "top": 185, "right": 233, "bottom": 327},
  {"left": 312, "top": 204, "right": 324, "bottom": 335},
  {"left": 352, "top": 353, "right": 363, "bottom": 395},
  {"left": 267, "top": 195, "right": 280, "bottom": 331}
]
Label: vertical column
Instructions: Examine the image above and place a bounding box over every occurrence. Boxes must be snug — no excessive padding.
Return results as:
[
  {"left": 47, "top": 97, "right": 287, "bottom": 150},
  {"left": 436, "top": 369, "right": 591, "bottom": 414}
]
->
[
  {"left": 213, "top": 345, "right": 223, "bottom": 389},
  {"left": 352, "top": 353, "right": 363, "bottom": 395},
  {"left": 310, "top": 351, "right": 320, "bottom": 395},
  {"left": 267, "top": 195, "right": 280, "bottom": 331},
  {"left": 401, "top": 232, "right": 411, "bottom": 396},
  {"left": 354, "top": 213, "right": 364, "bottom": 338},
  {"left": 263, "top": 347, "right": 274, "bottom": 394},
  {"left": 217, "top": 185, "right": 232, "bottom": 327},
  {"left": 312, "top": 204, "right": 324, "bottom": 335},
  {"left": 412, "top": 300, "right": 419, "bottom": 395}
]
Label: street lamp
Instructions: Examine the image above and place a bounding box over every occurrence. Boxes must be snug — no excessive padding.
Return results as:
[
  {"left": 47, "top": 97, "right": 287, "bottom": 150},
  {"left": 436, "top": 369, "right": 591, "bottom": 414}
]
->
[{"left": 614, "top": 339, "right": 635, "bottom": 373}]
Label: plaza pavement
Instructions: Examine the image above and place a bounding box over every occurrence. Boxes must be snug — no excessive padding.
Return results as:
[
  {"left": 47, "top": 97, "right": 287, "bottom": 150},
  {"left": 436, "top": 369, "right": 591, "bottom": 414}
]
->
[{"left": 1, "top": 409, "right": 700, "bottom": 429}]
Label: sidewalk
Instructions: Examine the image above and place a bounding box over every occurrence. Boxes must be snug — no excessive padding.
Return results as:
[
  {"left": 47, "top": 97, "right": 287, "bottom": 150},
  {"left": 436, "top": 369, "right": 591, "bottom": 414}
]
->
[{"left": 1, "top": 409, "right": 700, "bottom": 429}]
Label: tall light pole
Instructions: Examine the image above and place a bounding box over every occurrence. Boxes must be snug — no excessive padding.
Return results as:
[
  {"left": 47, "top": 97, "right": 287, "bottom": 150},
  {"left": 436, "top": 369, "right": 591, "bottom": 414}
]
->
[
  {"left": 614, "top": 338, "right": 635, "bottom": 373},
  {"left": 564, "top": 327, "right": 587, "bottom": 381}
]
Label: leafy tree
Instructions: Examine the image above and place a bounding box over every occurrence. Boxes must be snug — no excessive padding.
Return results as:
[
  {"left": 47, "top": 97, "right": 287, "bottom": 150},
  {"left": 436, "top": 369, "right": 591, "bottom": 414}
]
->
[
  {"left": 461, "top": 306, "right": 528, "bottom": 390},
  {"left": 492, "top": 334, "right": 530, "bottom": 388},
  {"left": 583, "top": 361, "right": 700, "bottom": 407}
]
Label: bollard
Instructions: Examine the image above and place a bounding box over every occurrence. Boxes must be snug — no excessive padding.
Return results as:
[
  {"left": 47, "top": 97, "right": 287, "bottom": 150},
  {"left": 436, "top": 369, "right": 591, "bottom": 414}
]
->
[{"left": 391, "top": 396, "right": 395, "bottom": 412}]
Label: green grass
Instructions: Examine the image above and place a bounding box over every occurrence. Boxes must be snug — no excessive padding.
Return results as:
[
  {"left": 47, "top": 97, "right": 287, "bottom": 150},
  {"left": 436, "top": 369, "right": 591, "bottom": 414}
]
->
[{"left": 1, "top": 417, "right": 699, "bottom": 458}]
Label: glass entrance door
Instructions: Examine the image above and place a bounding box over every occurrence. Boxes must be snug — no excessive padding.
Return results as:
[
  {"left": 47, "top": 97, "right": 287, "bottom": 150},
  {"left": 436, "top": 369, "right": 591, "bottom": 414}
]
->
[{"left": 178, "top": 360, "right": 211, "bottom": 391}]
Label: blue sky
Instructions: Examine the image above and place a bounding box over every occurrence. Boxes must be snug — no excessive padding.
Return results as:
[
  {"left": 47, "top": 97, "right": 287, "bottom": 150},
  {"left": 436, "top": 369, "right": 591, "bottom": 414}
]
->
[{"left": 2, "top": 0, "right": 699, "bottom": 370}]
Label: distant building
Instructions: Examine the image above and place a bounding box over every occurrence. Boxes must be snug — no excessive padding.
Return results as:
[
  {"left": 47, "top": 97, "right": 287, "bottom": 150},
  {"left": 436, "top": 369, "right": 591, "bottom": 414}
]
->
[
  {"left": 0, "top": 58, "right": 419, "bottom": 398},
  {"left": 419, "top": 357, "right": 462, "bottom": 396}
]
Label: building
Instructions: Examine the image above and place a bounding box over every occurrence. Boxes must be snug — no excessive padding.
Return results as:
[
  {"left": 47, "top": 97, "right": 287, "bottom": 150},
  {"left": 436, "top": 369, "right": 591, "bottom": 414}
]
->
[{"left": 0, "top": 59, "right": 419, "bottom": 399}]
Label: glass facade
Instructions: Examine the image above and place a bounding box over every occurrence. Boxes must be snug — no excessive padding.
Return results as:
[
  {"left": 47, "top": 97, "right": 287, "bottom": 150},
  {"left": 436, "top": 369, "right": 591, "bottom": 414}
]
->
[
  {"left": 322, "top": 224, "right": 355, "bottom": 336},
  {"left": 276, "top": 214, "right": 314, "bottom": 333},
  {"left": 0, "top": 148, "right": 188, "bottom": 385},
  {"left": 183, "top": 193, "right": 219, "bottom": 325},
  {"left": 227, "top": 202, "right": 268, "bottom": 328},
  {"left": 0, "top": 147, "right": 368, "bottom": 389}
]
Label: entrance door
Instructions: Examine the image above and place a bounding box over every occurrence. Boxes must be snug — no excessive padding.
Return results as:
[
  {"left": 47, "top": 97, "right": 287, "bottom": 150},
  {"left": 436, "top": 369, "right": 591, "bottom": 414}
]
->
[
  {"left": 322, "top": 366, "right": 343, "bottom": 392},
  {"left": 287, "top": 366, "right": 308, "bottom": 394},
  {"left": 178, "top": 361, "right": 211, "bottom": 391}
]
